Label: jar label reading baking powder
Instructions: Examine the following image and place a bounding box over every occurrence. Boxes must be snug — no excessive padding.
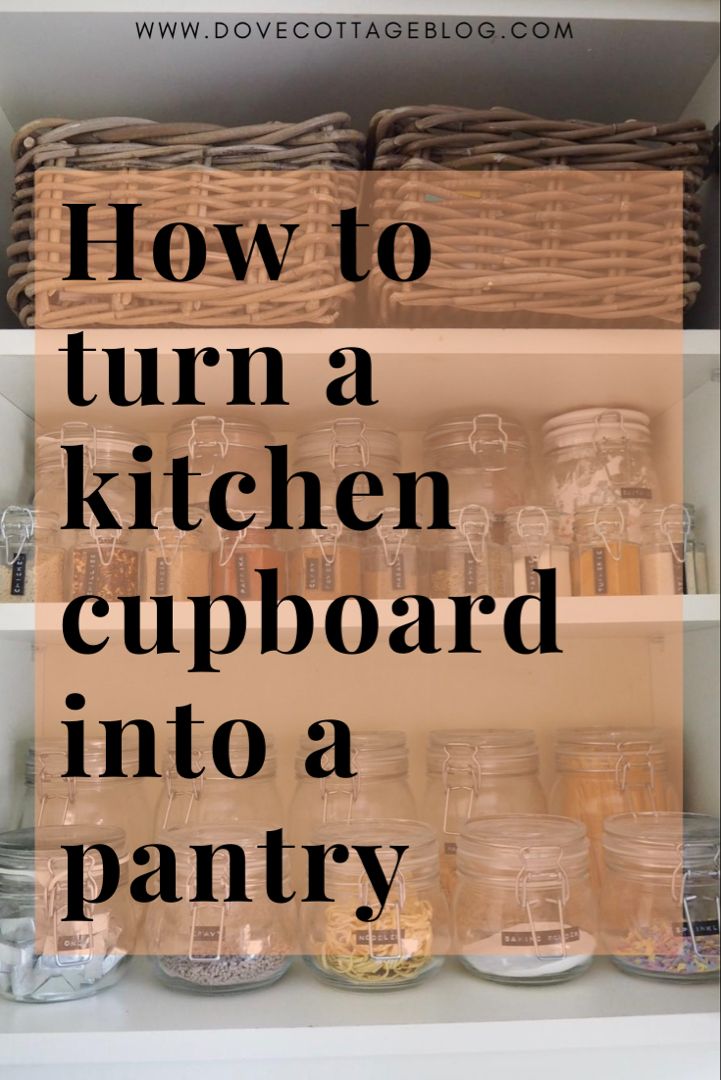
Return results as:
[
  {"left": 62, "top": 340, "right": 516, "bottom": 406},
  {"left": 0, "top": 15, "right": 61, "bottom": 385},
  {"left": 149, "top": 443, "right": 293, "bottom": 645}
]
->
[
  {"left": 592, "top": 547, "right": 608, "bottom": 594},
  {"left": 674, "top": 920, "right": 720, "bottom": 938},
  {"left": 672, "top": 544, "right": 687, "bottom": 594},
  {"left": 10, "top": 553, "right": 27, "bottom": 596},
  {"left": 391, "top": 554, "right": 405, "bottom": 592},
  {"left": 155, "top": 558, "right": 169, "bottom": 595},
  {"left": 524, "top": 555, "right": 540, "bottom": 594},
  {"left": 234, "top": 553, "right": 249, "bottom": 597},
  {"left": 501, "top": 926, "right": 581, "bottom": 947},
  {"left": 355, "top": 929, "right": 404, "bottom": 946},
  {"left": 619, "top": 487, "right": 653, "bottom": 501},
  {"left": 464, "top": 554, "right": 477, "bottom": 592}
]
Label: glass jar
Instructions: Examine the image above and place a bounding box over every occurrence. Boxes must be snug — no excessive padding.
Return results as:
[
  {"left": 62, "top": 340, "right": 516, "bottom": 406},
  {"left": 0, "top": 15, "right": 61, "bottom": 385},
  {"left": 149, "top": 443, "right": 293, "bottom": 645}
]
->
[
  {"left": 156, "top": 736, "right": 283, "bottom": 833},
  {"left": 504, "top": 505, "right": 572, "bottom": 597},
  {"left": 293, "top": 419, "right": 401, "bottom": 523},
  {"left": 573, "top": 503, "right": 641, "bottom": 596},
  {"left": 35, "top": 423, "right": 147, "bottom": 529},
  {"left": 149, "top": 825, "right": 294, "bottom": 993},
  {"left": 423, "top": 413, "right": 532, "bottom": 515},
  {"left": 302, "top": 819, "right": 449, "bottom": 990},
  {"left": 287, "top": 508, "right": 362, "bottom": 599},
  {"left": 164, "top": 416, "right": 274, "bottom": 510},
  {"left": 0, "top": 506, "right": 64, "bottom": 602},
  {"left": 455, "top": 815, "right": 596, "bottom": 984},
  {"left": 68, "top": 515, "right": 139, "bottom": 601},
  {"left": 641, "top": 504, "right": 709, "bottom": 595},
  {"left": 143, "top": 508, "right": 211, "bottom": 599},
  {"left": 550, "top": 727, "right": 679, "bottom": 880},
  {"left": 0, "top": 826, "right": 132, "bottom": 1002},
  {"left": 426, "top": 505, "right": 510, "bottom": 595},
  {"left": 211, "top": 510, "right": 285, "bottom": 599},
  {"left": 422, "top": 729, "right": 547, "bottom": 894},
  {"left": 362, "top": 507, "right": 422, "bottom": 598},
  {"left": 602, "top": 813, "right": 719, "bottom": 980},
  {"left": 542, "top": 408, "right": 659, "bottom": 543}
]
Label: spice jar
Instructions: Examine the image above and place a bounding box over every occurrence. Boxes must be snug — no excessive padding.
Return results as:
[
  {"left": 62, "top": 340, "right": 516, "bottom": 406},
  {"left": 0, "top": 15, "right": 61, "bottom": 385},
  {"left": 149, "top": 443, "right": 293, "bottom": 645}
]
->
[
  {"left": 303, "top": 819, "right": 449, "bottom": 990},
  {"left": 550, "top": 727, "right": 679, "bottom": 880},
  {"left": 504, "top": 505, "right": 572, "bottom": 597},
  {"left": 156, "top": 736, "right": 283, "bottom": 833},
  {"left": 426, "top": 505, "right": 510, "bottom": 595},
  {"left": 0, "top": 826, "right": 132, "bottom": 1003},
  {"left": 641, "top": 504, "right": 708, "bottom": 595},
  {"left": 164, "top": 416, "right": 274, "bottom": 510},
  {"left": 287, "top": 508, "right": 361, "bottom": 599},
  {"left": 0, "top": 506, "right": 64, "bottom": 602},
  {"left": 422, "top": 729, "right": 547, "bottom": 894},
  {"left": 455, "top": 815, "right": 596, "bottom": 984},
  {"left": 68, "top": 514, "right": 139, "bottom": 601},
  {"left": 423, "top": 413, "right": 532, "bottom": 515},
  {"left": 149, "top": 826, "right": 294, "bottom": 993},
  {"left": 602, "top": 813, "right": 719, "bottom": 980},
  {"left": 542, "top": 408, "right": 659, "bottom": 543},
  {"left": 211, "top": 511, "right": 285, "bottom": 599},
  {"left": 573, "top": 503, "right": 641, "bottom": 596},
  {"left": 143, "top": 508, "right": 211, "bottom": 599},
  {"left": 362, "top": 507, "right": 422, "bottom": 598}
]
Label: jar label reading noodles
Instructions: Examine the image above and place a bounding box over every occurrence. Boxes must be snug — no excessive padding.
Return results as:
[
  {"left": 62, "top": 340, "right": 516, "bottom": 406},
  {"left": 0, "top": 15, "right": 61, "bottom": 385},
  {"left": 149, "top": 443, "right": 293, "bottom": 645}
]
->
[
  {"left": 355, "top": 929, "right": 404, "bottom": 946},
  {"left": 673, "top": 920, "right": 720, "bottom": 938},
  {"left": 619, "top": 487, "right": 653, "bottom": 501},
  {"left": 10, "top": 554, "right": 27, "bottom": 596},
  {"left": 235, "top": 553, "right": 250, "bottom": 597},
  {"left": 502, "top": 926, "right": 581, "bottom": 948},
  {"left": 155, "top": 558, "right": 170, "bottom": 595},
  {"left": 592, "top": 547, "right": 608, "bottom": 595},
  {"left": 525, "top": 555, "right": 540, "bottom": 594},
  {"left": 391, "top": 554, "right": 406, "bottom": 592}
]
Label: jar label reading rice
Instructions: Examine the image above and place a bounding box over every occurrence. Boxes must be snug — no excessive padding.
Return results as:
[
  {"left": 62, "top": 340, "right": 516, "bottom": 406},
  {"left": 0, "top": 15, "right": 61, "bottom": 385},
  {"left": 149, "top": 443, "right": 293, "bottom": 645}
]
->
[
  {"left": 235, "top": 553, "right": 249, "bottom": 597},
  {"left": 391, "top": 554, "right": 405, "bottom": 592},
  {"left": 501, "top": 926, "right": 580, "bottom": 947},
  {"left": 592, "top": 547, "right": 608, "bottom": 594},
  {"left": 619, "top": 487, "right": 653, "bottom": 500},
  {"left": 355, "top": 929, "right": 404, "bottom": 946},
  {"left": 464, "top": 554, "right": 477, "bottom": 593},
  {"left": 10, "top": 553, "right": 27, "bottom": 596},
  {"left": 155, "top": 558, "right": 169, "bottom": 595},
  {"left": 525, "top": 555, "right": 540, "bottom": 594},
  {"left": 673, "top": 920, "right": 720, "bottom": 938}
]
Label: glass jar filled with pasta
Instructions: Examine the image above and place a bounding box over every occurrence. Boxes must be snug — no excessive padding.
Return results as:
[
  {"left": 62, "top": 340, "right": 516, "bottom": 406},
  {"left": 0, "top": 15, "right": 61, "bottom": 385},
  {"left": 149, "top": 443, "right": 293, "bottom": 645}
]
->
[
  {"left": 211, "top": 511, "right": 285, "bottom": 599},
  {"left": 602, "top": 813, "right": 719, "bottom": 980},
  {"left": 149, "top": 826, "right": 295, "bottom": 993},
  {"left": 164, "top": 416, "right": 274, "bottom": 510},
  {"left": 640, "top": 504, "right": 708, "bottom": 595},
  {"left": 426, "top": 505, "right": 510, "bottom": 596},
  {"left": 422, "top": 729, "right": 547, "bottom": 894},
  {"left": 287, "top": 508, "right": 362, "bottom": 599},
  {"left": 0, "top": 826, "right": 133, "bottom": 1003},
  {"left": 573, "top": 503, "right": 641, "bottom": 596},
  {"left": 455, "top": 815, "right": 596, "bottom": 984},
  {"left": 303, "top": 819, "right": 449, "bottom": 990},
  {"left": 143, "top": 508, "right": 211, "bottom": 599},
  {"left": 68, "top": 514, "right": 139, "bottom": 601},
  {"left": 0, "top": 507, "right": 64, "bottom": 602},
  {"left": 362, "top": 507, "right": 422, "bottom": 598},
  {"left": 503, "top": 505, "right": 572, "bottom": 597}
]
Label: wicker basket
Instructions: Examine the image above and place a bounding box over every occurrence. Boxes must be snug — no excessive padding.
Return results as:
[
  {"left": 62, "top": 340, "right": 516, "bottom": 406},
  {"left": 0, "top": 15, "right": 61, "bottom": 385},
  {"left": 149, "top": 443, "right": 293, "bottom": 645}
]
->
[
  {"left": 8, "top": 115, "right": 365, "bottom": 328},
  {"left": 367, "top": 106, "right": 714, "bottom": 325}
]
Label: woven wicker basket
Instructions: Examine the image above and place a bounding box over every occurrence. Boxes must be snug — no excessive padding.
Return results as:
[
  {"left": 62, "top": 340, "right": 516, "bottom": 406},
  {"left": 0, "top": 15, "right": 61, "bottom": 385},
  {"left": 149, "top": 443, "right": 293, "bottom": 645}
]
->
[
  {"left": 8, "top": 115, "right": 365, "bottom": 328},
  {"left": 368, "top": 106, "right": 714, "bottom": 325}
]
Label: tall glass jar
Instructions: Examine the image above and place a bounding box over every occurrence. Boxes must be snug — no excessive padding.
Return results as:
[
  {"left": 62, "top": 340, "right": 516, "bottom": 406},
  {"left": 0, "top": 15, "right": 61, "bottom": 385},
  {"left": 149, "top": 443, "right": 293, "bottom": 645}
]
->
[
  {"left": 423, "top": 413, "right": 532, "bottom": 515},
  {"left": 155, "top": 736, "right": 283, "bottom": 833},
  {"left": 426, "top": 505, "right": 510, "bottom": 595},
  {"left": 142, "top": 508, "right": 211, "bottom": 599},
  {"left": 602, "top": 813, "right": 719, "bottom": 980},
  {"left": 302, "top": 819, "right": 449, "bottom": 990},
  {"left": 573, "top": 503, "right": 641, "bottom": 596},
  {"left": 504, "top": 505, "right": 572, "bottom": 597},
  {"left": 149, "top": 826, "right": 295, "bottom": 993},
  {"left": 0, "top": 506, "right": 64, "bottom": 602},
  {"left": 542, "top": 408, "right": 659, "bottom": 543},
  {"left": 287, "top": 508, "right": 362, "bottom": 599},
  {"left": 68, "top": 515, "right": 139, "bottom": 601},
  {"left": 454, "top": 815, "right": 596, "bottom": 984},
  {"left": 164, "top": 416, "right": 274, "bottom": 510},
  {"left": 362, "top": 507, "right": 422, "bottom": 598},
  {"left": 211, "top": 510, "right": 285, "bottom": 599},
  {"left": 640, "top": 504, "right": 708, "bottom": 595},
  {"left": 422, "top": 729, "right": 547, "bottom": 894},
  {"left": 0, "top": 826, "right": 132, "bottom": 1003}
]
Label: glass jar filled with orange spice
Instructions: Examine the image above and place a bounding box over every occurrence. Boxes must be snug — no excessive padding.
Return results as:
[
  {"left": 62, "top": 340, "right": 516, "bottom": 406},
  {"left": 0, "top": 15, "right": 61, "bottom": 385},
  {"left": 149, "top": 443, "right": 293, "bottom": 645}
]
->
[
  {"left": 573, "top": 504, "right": 641, "bottom": 596},
  {"left": 362, "top": 507, "right": 422, "bottom": 598},
  {"left": 68, "top": 515, "right": 139, "bottom": 601},
  {"left": 287, "top": 508, "right": 361, "bottom": 599},
  {"left": 211, "top": 511, "right": 285, "bottom": 600}
]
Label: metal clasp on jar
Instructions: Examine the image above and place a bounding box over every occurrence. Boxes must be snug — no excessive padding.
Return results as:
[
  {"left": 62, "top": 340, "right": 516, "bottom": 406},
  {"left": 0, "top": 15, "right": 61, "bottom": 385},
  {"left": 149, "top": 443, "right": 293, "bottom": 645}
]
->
[
  {"left": 153, "top": 509, "right": 185, "bottom": 566},
  {"left": 321, "top": 750, "right": 360, "bottom": 823},
  {"left": 441, "top": 742, "right": 482, "bottom": 834},
  {"left": 60, "top": 421, "right": 98, "bottom": 478},
  {"left": 37, "top": 754, "right": 76, "bottom": 825},
  {"left": 514, "top": 846, "right": 571, "bottom": 959},
  {"left": 613, "top": 740, "right": 657, "bottom": 801},
  {"left": 458, "top": 504, "right": 490, "bottom": 564},
  {"left": 377, "top": 521, "right": 407, "bottom": 567},
  {"left": 671, "top": 842, "right": 720, "bottom": 958},
  {"left": 660, "top": 504, "right": 692, "bottom": 565},
  {"left": 468, "top": 414, "right": 509, "bottom": 457},
  {"left": 89, "top": 517, "right": 121, "bottom": 567},
  {"left": 312, "top": 519, "right": 343, "bottom": 565},
  {"left": 359, "top": 871, "right": 407, "bottom": 962},
  {"left": 187, "top": 416, "right": 230, "bottom": 477},
  {"left": 162, "top": 751, "right": 205, "bottom": 829},
  {"left": 592, "top": 503, "right": 626, "bottom": 562},
  {"left": 0, "top": 505, "right": 34, "bottom": 566},
  {"left": 329, "top": 418, "right": 369, "bottom": 471},
  {"left": 45, "top": 855, "right": 102, "bottom": 965}
]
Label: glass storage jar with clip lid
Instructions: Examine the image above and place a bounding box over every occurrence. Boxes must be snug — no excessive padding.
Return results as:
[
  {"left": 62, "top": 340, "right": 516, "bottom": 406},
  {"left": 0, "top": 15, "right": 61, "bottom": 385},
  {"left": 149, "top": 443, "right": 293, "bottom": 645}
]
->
[
  {"left": 362, "top": 506, "right": 422, "bottom": 598},
  {"left": 0, "top": 506, "right": 64, "bottom": 602},
  {"left": 302, "top": 819, "right": 449, "bottom": 990},
  {"left": 211, "top": 509, "right": 286, "bottom": 599},
  {"left": 163, "top": 416, "right": 274, "bottom": 510},
  {"left": 155, "top": 734, "right": 283, "bottom": 833},
  {"left": 573, "top": 502, "right": 641, "bottom": 596},
  {"left": 503, "top": 505, "right": 572, "bottom": 597},
  {"left": 142, "top": 507, "right": 211, "bottom": 599},
  {"left": 149, "top": 825, "right": 295, "bottom": 994},
  {"left": 454, "top": 815, "right": 596, "bottom": 984},
  {"left": 0, "top": 825, "right": 133, "bottom": 1003},
  {"left": 68, "top": 512, "right": 139, "bottom": 601},
  {"left": 640, "top": 504, "right": 708, "bottom": 595},
  {"left": 602, "top": 812, "right": 719, "bottom": 980},
  {"left": 422, "top": 729, "right": 546, "bottom": 895},
  {"left": 287, "top": 507, "right": 362, "bottom": 599},
  {"left": 426, "top": 504, "right": 510, "bottom": 595}
]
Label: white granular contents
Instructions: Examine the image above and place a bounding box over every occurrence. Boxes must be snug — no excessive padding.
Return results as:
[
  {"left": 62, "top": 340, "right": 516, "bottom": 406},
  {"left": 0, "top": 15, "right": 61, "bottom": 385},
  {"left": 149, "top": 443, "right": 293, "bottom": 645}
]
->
[{"left": 463, "top": 923, "right": 596, "bottom": 979}]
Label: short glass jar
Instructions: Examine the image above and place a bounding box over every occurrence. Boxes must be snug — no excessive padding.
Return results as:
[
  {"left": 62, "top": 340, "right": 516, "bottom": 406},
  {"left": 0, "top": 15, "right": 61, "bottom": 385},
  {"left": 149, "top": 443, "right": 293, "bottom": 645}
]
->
[
  {"left": 149, "top": 825, "right": 294, "bottom": 994},
  {"left": 640, "top": 504, "right": 708, "bottom": 595},
  {"left": 68, "top": 516, "right": 139, "bottom": 601},
  {"left": 211, "top": 511, "right": 285, "bottom": 599},
  {"left": 362, "top": 507, "right": 422, "bottom": 598},
  {"left": 303, "top": 819, "right": 449, "bottom": 990},
  {"left": 503, "top": 505, "right": 572, "bottom": 597},
  {"left": 163, "top": 416, "right": 274, "bottom": 510},
  {"left": 143, "top": 508, "right": 211, "bottom": 599},
  {"left": 422, "top": 729, "right": 547, "bottom": 894},
  {"left": 426, "top": 505, "right": 509, "bottom": 595},
  {"left": 573, "top": 503, "right": 641, "bottom": 596},
  {"left": 454, "top": 815, "right": 596, "bottom": 984},
  {"left": 0, "top": 506, "right": 64, "bottom": 602},
  {"left": 286, "top": 508, "right": 362, "bottom": 599},
  {"left": 602, "top": 812, "right": 719, "bottom": 980},
  {"left": 0, "top": 826, "right": 132, "bottom": 1003}
]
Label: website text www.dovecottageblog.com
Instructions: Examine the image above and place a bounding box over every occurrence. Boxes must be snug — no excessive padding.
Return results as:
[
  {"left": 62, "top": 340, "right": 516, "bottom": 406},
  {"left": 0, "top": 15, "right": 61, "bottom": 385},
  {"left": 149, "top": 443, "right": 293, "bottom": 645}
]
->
[{"left": 134, "top": 19, "right": 574, "bottom": 43}]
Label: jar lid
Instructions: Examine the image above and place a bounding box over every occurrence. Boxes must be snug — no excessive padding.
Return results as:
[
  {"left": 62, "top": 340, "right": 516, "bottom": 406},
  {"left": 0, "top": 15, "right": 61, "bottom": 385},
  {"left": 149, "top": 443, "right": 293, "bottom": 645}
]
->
[
  {"left": 28, "top": 739, "right": 142, "bottom": 778},
  {"left": 424, "top": 413, "right": 528, "bottom": 459},
  {"left": 311, "top": 818, "right": 439, "bottom": 886},
  {"left": 554, "top": 727, "right": 669, "bottom": 774},
  {"left": 37, "top": 424, "right": 145, "bottom": 467},
  {"left": 542, "top": 408, "right": 651, "bottom": 452},
  {"left": 641, "top": 504, "right": 695, "bottom": 532},
  {"left": 0, "top": 825, "right": 127, "bottom": 877},
  {"left": 294, "top": 419, "right": 400, "bottom": 472},
  {"left": 164, "top": 733, "right": 277, "bottom": 779},
  {"left": 603, "top": 812, "right": 719, "bottom": 875},
  {"left": 294, "top": 729, "right": 408, "bottom": 779},
  {"left": 457, "top": 814, "right": 589, "bottom": 881},
  {"left": 504, "top": 505, "right": 562, "bottom": 541},
  {"left": 166, "top": 415, "right": 273, "bottom": 457},
  {"left": 427, "top": 728, "right": 539, "bottom": 777}
]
